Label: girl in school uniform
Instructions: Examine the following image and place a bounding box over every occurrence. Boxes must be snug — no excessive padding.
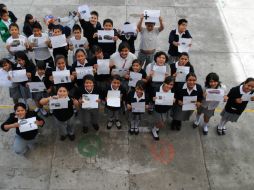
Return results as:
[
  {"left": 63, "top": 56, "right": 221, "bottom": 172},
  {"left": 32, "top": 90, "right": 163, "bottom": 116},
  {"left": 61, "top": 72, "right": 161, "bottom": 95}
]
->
[
  {"left": 1, "top": 103, "right": 44, "bottom": 155},
  {"left": 151, "top": 76, "right": 175, "bottom": 140},
  {"left": 40, "top": 86, "right": 79, "bottom": 141},
  {"left": 171, "top": 73, "right": 203, "bottom": 131},
  {"left": 126, "top": 80, "right": 148, "bottom": 135},
  {"left": 217, "top": 78, "right": 254, "bottom": 135},
  {"left": 103, "top": 75, "right": 126, "bottom": 129},
  {"left": 193, "top": 73, "right": 227, "bottom": 135},
  {"left": 74, "top": 75, "right": 101, "bottom": 133}
]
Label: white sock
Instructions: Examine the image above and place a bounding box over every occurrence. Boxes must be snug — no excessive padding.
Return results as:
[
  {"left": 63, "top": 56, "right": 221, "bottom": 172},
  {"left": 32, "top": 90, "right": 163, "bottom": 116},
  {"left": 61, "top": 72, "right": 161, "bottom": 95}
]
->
[
  {"left": 203, "top": 122, "right": 208, "bottom": 132},
  {"left": 152, "top": 127, "right": 159, "bottom": 138},
  {"left": 195, "top": 114, "right": 201, "bottom": 125}
]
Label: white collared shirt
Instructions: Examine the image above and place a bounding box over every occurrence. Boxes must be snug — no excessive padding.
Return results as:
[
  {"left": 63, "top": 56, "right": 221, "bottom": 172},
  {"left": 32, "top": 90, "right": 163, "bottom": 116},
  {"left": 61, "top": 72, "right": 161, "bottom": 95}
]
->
[
  {"left": 176, "top": 28, "right": 186, "bottom": 38},
  {"left": 240, "top": 85, "right": 251, "bottom": 95},
  {"left": 182, "top": 82, "right": 197, "bottom": 95},
  {"left": 56, "top": 66, "right": 67, "bottom": 71},
  {"left": 35, "top": 72, "right": 45, "bottom": 81},
  {"left": 111, "top": 84, "right": 119, "bottom": 91},
  {"left": 85, "top": 88, "right": 94, "bottom": 94},
  {"left": 3, "top": 19, "right": 11, "bottom": 28},
  {"left": 134, "top": 91, "right": 145, "bottom": 102},
  {"left": 77, "top": 60, "right": 88, "bottom": 67}
]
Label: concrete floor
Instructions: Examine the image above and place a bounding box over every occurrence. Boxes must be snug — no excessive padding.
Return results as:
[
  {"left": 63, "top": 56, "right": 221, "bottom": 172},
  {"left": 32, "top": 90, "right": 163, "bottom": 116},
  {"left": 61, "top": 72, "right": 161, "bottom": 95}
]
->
[{"left": 0, "top": 0, "right": 254, "bottom": 189}]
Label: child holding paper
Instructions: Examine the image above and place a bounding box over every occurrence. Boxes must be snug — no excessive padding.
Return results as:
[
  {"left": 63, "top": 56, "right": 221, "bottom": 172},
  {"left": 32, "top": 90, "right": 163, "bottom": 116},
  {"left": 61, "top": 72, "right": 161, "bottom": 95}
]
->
[
  {"left": 28, "top": 22, "right": 54, "bottom": 68},
  {"left": 40, "top": 86, "right": 79, "bottom": 141},
  {"left": 127, "top": 80, "right": 148, "bottom": 135},
  {"left": 193, "top": 73, "right": 227, "bottom": 135},
  {"left": 0, "top": 9, "right": 12, "bottom": 42},
  {"left": 1, "top": 103, "right": 44, "bottom": 155},
  {"left": 171, "top": 73, "right": 203, "bottom": 131},
  {"left": 119, "top": 22, "right": 137, "bottom": 54},
  {"left": 216, "top": 78, "right": 254, "bottom": 135},
  {"left": 103, "top": 75, "right": 126, "bottom": 129},
  {"left": 74, "top": 74, "right": 101, "bottom": 133},
  {"left": 168, "top": 19, "right": 192, "bottom": 64},
  {"left": 152, "top": 76, "right": 175, "bottom": 140}
]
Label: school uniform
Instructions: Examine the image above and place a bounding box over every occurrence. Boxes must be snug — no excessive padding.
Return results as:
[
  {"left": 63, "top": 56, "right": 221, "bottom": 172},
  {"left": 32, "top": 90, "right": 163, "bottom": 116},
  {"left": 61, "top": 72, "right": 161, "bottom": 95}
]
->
[
  {"left": 119, "top": 34, "right": 137, "bottom": 54},
  {"left": 6, "top": 35, "right": 28, "bottom": 57},
  {"left": 1, "top": 111, "right": 44, "bottom": 155},
  {"left": 172, "top": 82, "right": 203, "bottom": 129},
  {"left": 30, "top": 72, "right": 50, "bottom": 101},
  {"left": 0, "top": 18, "right": 11, "bottom": 42},
  {"left": 170, "top": 61, "right": 194, "bottom": 76},
  {"left": 8, "top": 11, "right": 17, "bottom": 23},
  {"left": 23, "top": 22, "right": 33, "bottom": 37},
  {"left": 128, "top": 68, "right": 147, "bottom": 91}
]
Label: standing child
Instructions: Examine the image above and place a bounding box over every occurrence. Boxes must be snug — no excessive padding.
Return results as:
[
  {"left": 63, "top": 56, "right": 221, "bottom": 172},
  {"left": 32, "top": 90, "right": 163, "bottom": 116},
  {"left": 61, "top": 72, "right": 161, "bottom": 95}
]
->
[
  {"left": 103, "top": 75, "right": 126, "bottom": 129},
  {"left": 0, "top": 4, "right": 17, "bottom": 23},
  {"left": 170, "top": 52, "right": 194, "bottom": 76},
  {"left": 217, "top": 78, "right": 254, "bottom": 135},
  {"left": 171, "top": 73, "right": 203, "bottom": 131},
  {"left": 168, "top": 19, "right": 192, "bottom": 64},
  {"left": 23, "top": 14, "right": 36, "bottom": 37},
  {"left": 127, "top": 80, "right": 148, "bottom": 135},
  {"left": 151, "top": 76, "right": 175, "bottom": 140},
  {"left": 0, "top": 9, "right": 12, "bottom": 42},
  {"left": 193, "top": 73, "right": 227, "bottom": 135},
  {"left": 40, "top": 86, "right": 79, "bottom": 141},
  {"left": 119, "top": 22, "right": 137, "bottom": 54},
  {"left": 137, "top": 13, "right": 164, "bottom": 67}
]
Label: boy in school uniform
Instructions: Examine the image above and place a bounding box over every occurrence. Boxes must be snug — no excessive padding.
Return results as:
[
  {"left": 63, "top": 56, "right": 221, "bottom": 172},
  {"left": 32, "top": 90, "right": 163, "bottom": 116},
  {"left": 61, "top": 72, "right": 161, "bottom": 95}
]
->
[
  {"left": 137, "top": 13, "right": 164, "bottom": 67},
  {"left": 168, "top": 19, "right": 192, "bottom": 64},
  {"left": 0, "top": 9, "right": 11, "bottom": 42}
]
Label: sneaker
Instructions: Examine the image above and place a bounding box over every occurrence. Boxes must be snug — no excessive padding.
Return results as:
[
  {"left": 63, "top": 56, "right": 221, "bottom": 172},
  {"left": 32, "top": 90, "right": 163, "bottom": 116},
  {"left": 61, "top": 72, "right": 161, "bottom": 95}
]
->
[
  {"left": 107, "top": 121, "right": 113, "bottom": 129},
  {"left": 83, "top": 126, "right": 88, "bottom": 134},
  {"left": 93, "top": 124, "right": 100, "bottom": 131},
  {"left": 129, "top": 127, "right": 134, "bottom": 135},
  {"left": 203, "top": 126, "right": 208, "bottom": 135},
  {"left": 60, "top": 135, "right": 67, "bottom": 141},
  {"left": 193, "top": 122, "right": 199, "bottom": 129},
  {"left": 222, "top": 128, "right": 226, "bottom": 135},
  {"left": 115, "top": 120, "right": 121, "bottom": 129},
  {"left": 217, "top": 126, "right": 222, "bottom": 135},
  {"left": 68, "top": 134, "right": 75, "bottom": 141},
  {"left": 134, "top": 127, "right": 139, "bottom": 135},
  {"left": 40, "top": 108, "right": 48, "bottom": 116},
  {"left": 34, "top": 107, "right": 40, "bottom": 113},
  {"left": 151, "top": 128, "right": 159, "bottom": 141}
]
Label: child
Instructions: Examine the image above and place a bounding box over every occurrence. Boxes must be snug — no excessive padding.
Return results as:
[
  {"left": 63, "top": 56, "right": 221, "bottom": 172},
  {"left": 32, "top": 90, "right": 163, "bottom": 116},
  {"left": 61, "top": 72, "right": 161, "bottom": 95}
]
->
[
  {"left": 6, "top": 23, "right": 29, "bottom": 57},
  {"left": 69, "top": 24, "right": 89, "bottom": 62},
  {"left": 23, "top": 14, "right": 35, "bottom": 37},
  {"left": 28, "top": 22, "right": 54, "bottom": 68},
  {"left": 171, "top": 73, "right": 203, "bottom": 131},
  {"left": 40, "top": 86, "right": 79, "bottom": 141},
  {"left": 1, "top": 103, "right": 44, "bottom": 155},
  {"left": 74, "top": 74, "right": 101, "bottom": 133},
  {"left": 193, "top": 73, "right": 226, "bottom": 135},
  {"left": 152, "top": 76, "right": 175, "bottom": 140},
  {"left": 168, "top": 19, "right": 192, "bottom": 64},
  {"left": 217, "top": 78, "right": 254, "bottom": 135},
  {"left": 127, "top": 80, "right": 148, "bottom": 135},
  {"left": 0, "top": 9, "right": 11, "bottom": 42},
  {"left": 137, "top": 13, "right": 164, "bottom": 67},
  {"left": 97, "top": 18, "right": 119, "bottom": 59},
  {"left": 79, "top": 10, "right": 102, "bottom": 49},
  {"left": 0, "top": 4, "right": 17, "bottom": 23},
  {"left": 118, "top": 22, "right": 137, "bottom": 54},
  {"left": 103, "top": 75, "right": 126, "bottom": 129}
]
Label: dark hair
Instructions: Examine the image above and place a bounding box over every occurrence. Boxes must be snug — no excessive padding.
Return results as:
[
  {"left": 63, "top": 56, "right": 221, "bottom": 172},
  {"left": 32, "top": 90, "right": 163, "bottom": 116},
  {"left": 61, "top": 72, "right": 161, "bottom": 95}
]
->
[
  {"left": 24, "top": 14, "right": 33, "bottom": 24},
  {"left": 243, "top": 78, "right": 254, "bottom": 85},
  {"left": 111, "top": 75, "right": 121, "bottom": 82},
  {"left": 154, "top": 51, "right": 169, "bottom": 63},
  {"left": 205, "top": 72, "right": 221, "bottom": 88},
  {"left": 132, "top": 59, "right": 142, "bottom": 66},
  {"left": 135, "top": 80, "right": 145, "bottom": 90},
  {"left": 32, "top": 21, "right": 42, "bottom": 30},
  {"left": 14, "top": 102, "right": 26, "bottom": 111},
  {"left": 0, "top": 9, "right": 7, "bottom": 17},
  {"left": 72, "top": 24, "right": 81, "bottom": 32},
  {"left": 118, "top": 42, "right": 130, "bottom": 52},
  {"left": 0, "top": 4, "right": 6, "bottom": 13},
  {"left": 178, "top": 19, "right": 188, "bottom": 25},
  {"left": 15, "top": 51, "right": 30, "bottom": 66},
  {"left": 124, "top": 21, "right": 130, "bottom": 25},
  {"left": 36, "top": 61, "right": 46, "bottom": 70},
  {"left": 91, "top": 45, "right": 102, "bottom": 54},
  {"left": 90, "top": 11, "right": 99, "bottom": 17},
  {"left": 53, "top": 24, "right": 62, "bottom": 32},
  {"left": 103, "top": 18, "right": 113, "bottom": 26},
  {"left": 48, "top": 23, "right": 55, "bottom": 30},
  {"left": 164, "top": 76, "right": 175, "bottom": 85},
  {"left": 145, "top": 22, "right": 155, "bottom": 25},
  {"left": 83, "top": 74, "right": 95, "bottom": 84},
  {"left": 186, "top": 72, "right": 197, "bottom": 81},
  {"left": 9, "top": 23, "right": 19, "bottom": 30},
  {"left": 75, "top": 48, "right": 87, "bottom": 57},
  {"left": 56, "top": 85, "right": 68, "bottom": 92},
  {"left": 0, "top": 58, "right": 13, "bottom": 67},
  {"left": 55, "top": 55, "right": 66, "bottom": 65},
  {"left": 179, "top": 52, "right": 189, "bottom": 59}
]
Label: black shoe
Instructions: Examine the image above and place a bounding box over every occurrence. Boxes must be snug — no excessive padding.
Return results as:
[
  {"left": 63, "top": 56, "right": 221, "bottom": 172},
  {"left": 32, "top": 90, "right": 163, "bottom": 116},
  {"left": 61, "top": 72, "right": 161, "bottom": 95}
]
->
[
  {"left": 68, "top": 134, "right": 75, "bottom": 141},
  {"left": 171, "top": 125, "right": 176, "bottom": 130},
  {"left": 217, "top": 126, "right": 222, "bottom": 135},
  {"left": 60, "top": 135, "right": 67, "bottom": 141},
  {"left": 107, "top": 120, "right": 113, "bottom": 129},
  {"left": 151, "top": 130, "right": 159, "bottom": 141},
  {"left": 83, "top": 126, "right": 88, "bottom": 134},
  {"left": 176, "top": 125, "right": 181, "bottom": 131},
  {"left": 193, "top": 123, "right": 198, "bottom": 129},
  {"left": 134, "top": 128, "right": 139, "bottom": 135},
  {"left": 222, "top": 128, "right": 226, "bottom": 135},
  {"left": 93, "top": 124, "right": 99, "bottom": 131},
  {"left": 129, "top": 128, "right": 134, "bottom": 135},
  {"left": 115, "top": 120, "right": 121, "bottom": 129},
  {"left": 203, "top": 130, "right": 208, "bottom": 135}
]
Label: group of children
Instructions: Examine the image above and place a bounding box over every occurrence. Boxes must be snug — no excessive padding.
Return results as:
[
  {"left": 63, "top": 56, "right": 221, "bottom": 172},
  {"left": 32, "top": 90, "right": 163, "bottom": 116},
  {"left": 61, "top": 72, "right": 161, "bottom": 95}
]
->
[{"left": 0, "top": 4, "right": 254, "bottom": 156}]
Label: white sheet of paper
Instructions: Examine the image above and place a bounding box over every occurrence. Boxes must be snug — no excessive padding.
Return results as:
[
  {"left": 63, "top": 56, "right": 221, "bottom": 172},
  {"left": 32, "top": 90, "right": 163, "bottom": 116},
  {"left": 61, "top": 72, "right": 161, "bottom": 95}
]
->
[
  {"left": 76, "top": 66, "right": 93, "bottom": 79},
  {"left": 97, "top": 59, "right": 110, "bottom": 75},
  {"left": 9, "top": 70, "right": 28, "bottom": 83},
  {"left": 49, "top": 98, "right": 69, "bottom": 109},
  {"left": 132, "top": 102, "right": 146, "bottom": 113},
  {"left": 52, "top": 70, "right": 71, "bottom": 84},
  {"left": 121, "top": 23, "right": 137, "bottom": 35},
  {"left": 98, "top": 30, "right": 114, "bottom": 43},
  {"left": 155, "top": 92, "right": 174, "bottom": 106},
  {"left": 32, "top": 36, "right": 48, "bottom": 48},
  {"left": 0, "top": 69, "right": 12, "bottom": 87},
  {"left": 152, "top": 65, "right": 166, "bottom": 82},
  {"left": 27, "top": 82, "right": 46, "bottom": 93},
  {"left": 206, "top": 89, "right": 225, "bottom": 102},
  {"left": 128, "top": 72, "right": 142, "bottom": 87},
  {"left": 50, "top": 34, "right": 67, "bottom": 48},
  {"left": 175, "top": 66, "right": 190, "bottom": 82},
  {"left": 107, "top": 90, "right": 120, "bottom": 107},
  {"left": 178, "top": 38, "right": 192, "bottom": 53},
  {"left": 18, "top": 117, "right": 38, "bottom": 133},
  {"left": 78, "top": 5, "right": 90, "bottom": 21},
  {"left": 241, "top": 94, "right": 253, "bottom": 102},
  {"left": 82, "top": 94, "right": 99, "bottom": 109},
  {"left": 143, "top": 10, "right": 160, "bottom": 23},
  {"left": 182, "top": 96, "right": 197, "bottom": 111},
  {"left": 10, "top": 39, "right": 26, "bottom": 52},
  {"left": 111, "top": 68, "right": 128, "bottom": 77}
]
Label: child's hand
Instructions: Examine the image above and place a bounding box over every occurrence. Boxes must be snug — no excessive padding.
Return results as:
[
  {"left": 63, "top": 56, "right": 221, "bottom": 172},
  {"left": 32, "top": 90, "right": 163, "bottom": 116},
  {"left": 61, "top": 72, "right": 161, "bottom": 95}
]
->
[
  {"left": 27, "top": 72, "right": 32, "bottom": 79},
  {"left": 140, "top": 14, "right": 144, "bottom": 20},
  {"left": 70, "top": 75, "right": 75, "bottom": 81},
  {"left": 49, "top": 76, "right": 53, "bottom": 81},
  {"left": 165, "top": 73, "right": 169, "bottom": 77},
  {"left": 127, "top": 104, "right": 132, "bottom": 111},
  {"left": 196, "top": 102, "right": 201, "bottom": 108},
  {"left": 25, "top": 42, "right": 29, "bottom": 49},
  {"left": 178, "top": 100, "right": 183, "bottom": 106},
  {"left": 235, "top": 98, "right": 242, "bottom": 104},
  {"left": 8, "top": 76, "right": 12, "bottom": 81},
  {"left": 109, "top": 61, "right": 115, "bottom": 68},
  {"left": 96, "top": 99, "right": 101, "bottom": 103},
  {"left": 159, "top": 16, "right": 163, "bottom": 22},
  {"left": 6, "top": 44, "right": 11, "bottom": 51},
  {"left": 46, "top": 88, "right": 52, "bottom": 94},
  {"left": 125, "top": 73, "right": 130, "bottom": 80},
  {"left": 69, "top": 44, "right": 74, "bottom": 50},
  {"left": 173, "top": 41, "right": 180, "bottom": 47},
  {"left": 72, "top": 98, "right": 79, "bottom": 106},
  {"left": 93, "top": 33, "right": 98, "bottom": 38},
  {"left": 223, "top": 95, "right": 228, "bottom": 102},
  {"left": 35, "top": 120, "right": 44, "bottom": 126},
  {"left": 251, "top": 96, "right": 254, "bottom": 101},
  {"left": 72, "top": 71, "right": 77, "bottom": 78},
  {"left": 150, "top": 70, "right": 154, "bottom": 76},
  {"left": 153, "top": 97, "right": 157, "bottom": 101},
  {"left": 113, "top": 36, "right": 118, "bottom": 41},
  {"left": 93, "top": 64, "right": 98, "bottom": 69},
  {"left": 189, "top": 43, "right": 192, "bottom": 47},
  {"left": 52, "top": 95, "right": 58, "bottom": 99}
]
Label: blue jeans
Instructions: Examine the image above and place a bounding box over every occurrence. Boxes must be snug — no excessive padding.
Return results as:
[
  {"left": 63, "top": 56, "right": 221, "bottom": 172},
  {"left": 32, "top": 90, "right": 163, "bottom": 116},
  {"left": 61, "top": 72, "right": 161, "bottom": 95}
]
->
[{"left": 13, "top": 135, "right": 35, "bottom": 155}]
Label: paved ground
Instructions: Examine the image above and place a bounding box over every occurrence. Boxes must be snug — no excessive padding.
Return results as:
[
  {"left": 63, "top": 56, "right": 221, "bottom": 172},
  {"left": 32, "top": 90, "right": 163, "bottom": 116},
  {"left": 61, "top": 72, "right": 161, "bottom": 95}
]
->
[{"left": 0, "top": 0, "right": 254, "bottom": 190}]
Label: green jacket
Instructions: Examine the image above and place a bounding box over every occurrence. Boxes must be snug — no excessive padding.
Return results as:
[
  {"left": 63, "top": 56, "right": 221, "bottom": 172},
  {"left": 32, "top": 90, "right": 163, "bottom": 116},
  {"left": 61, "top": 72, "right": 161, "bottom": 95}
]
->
[{"left": 0, "top": 19, "right": 11, "bottom": 42}]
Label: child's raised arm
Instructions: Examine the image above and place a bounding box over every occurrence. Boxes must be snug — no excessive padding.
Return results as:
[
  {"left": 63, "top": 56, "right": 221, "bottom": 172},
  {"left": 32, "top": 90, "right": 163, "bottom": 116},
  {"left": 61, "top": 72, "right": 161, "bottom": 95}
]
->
[
  {"left": 158, "top": 16, "right": 164, "bottom": 32},
  {"left": 137, "top": 14, "right": 144, "bottom": 32}
]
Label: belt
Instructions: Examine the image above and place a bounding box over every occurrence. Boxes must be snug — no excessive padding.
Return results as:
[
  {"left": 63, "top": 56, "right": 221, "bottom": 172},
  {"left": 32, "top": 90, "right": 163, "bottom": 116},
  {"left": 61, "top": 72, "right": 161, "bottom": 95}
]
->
[{"left": 140, "top": 49, "right": 155, "bottom": 54}]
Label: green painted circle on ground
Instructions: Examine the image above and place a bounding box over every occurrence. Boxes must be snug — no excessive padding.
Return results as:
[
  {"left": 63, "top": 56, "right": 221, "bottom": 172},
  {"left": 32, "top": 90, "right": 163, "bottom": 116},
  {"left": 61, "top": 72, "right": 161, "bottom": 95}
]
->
[{"left": 77, "top": 134, "right": 102, "bottom": 157}]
